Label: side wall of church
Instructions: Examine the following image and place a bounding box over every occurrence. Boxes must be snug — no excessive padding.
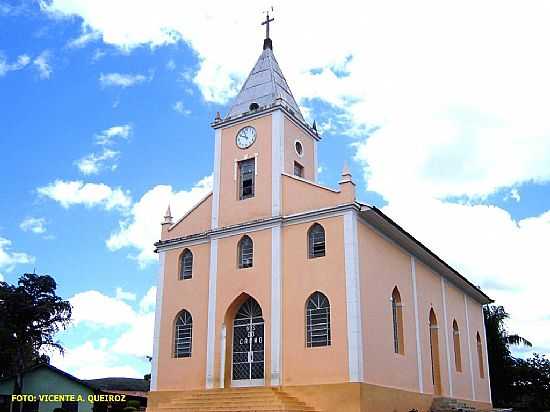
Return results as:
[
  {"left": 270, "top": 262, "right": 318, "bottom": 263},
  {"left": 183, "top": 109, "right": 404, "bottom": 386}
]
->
[
  {"left": 156, "top": 242, "right": 211, "bottom": 390},
  {"left": 282, "top": 215, "right": 350, "bottom": 386},
  {"left": 357, "top": 220, "right": 421, "bottom": 392},
  {"left": 357, "top": 219, "right": 491, "bottom": 403}
]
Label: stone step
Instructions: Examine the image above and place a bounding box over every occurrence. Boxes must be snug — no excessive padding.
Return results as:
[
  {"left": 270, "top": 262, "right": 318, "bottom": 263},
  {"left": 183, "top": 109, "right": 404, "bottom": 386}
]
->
[{"left": 155, "top": 387, "right": 319, "bottom": 412}]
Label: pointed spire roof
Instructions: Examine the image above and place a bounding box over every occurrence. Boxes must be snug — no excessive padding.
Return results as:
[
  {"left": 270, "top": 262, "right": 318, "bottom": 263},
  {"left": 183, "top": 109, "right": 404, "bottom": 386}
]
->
[{"left": 226, "top": 46, "right": 304, "bottom": 122}]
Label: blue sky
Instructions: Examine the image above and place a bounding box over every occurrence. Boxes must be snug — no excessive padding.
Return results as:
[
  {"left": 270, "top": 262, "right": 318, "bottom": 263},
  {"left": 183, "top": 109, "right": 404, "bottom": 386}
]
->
[{"left": 1, "top": 1, "right": 550, "bottom": 378}]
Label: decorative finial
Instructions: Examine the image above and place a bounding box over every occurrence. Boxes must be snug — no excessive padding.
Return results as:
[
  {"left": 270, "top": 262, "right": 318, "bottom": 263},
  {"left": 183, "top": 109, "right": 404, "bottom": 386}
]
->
[
  {"left": 214, "top": 111, "right": 221, "bottom": 122},
  {"left": 312, "top": 120, "right": 318, "bottom": 133},
  {"left": 163, "top": 204, "right": 173, "bottom": 225},
  {"left": 261, "top": 7, "right": 274, "bottom": 50},
  {"left": 340, "top": 161, "right": 353, "bottom": 183}
]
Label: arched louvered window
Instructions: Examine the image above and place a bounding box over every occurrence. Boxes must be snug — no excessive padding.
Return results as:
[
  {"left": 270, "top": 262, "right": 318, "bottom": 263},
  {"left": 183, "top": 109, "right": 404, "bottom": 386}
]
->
[
  {"left": 238, "top": 235, "right": 253, "bottom": 268},
  {"left": 179, "top": 249, "right": 193, "bottom": 280},
  {"left": 477, "top": 332, "right": 485, "bottom": 378},
  {"left": 453, "top": 320, "right": 462, "bottom": 372},
  {"left": 305, "top": 291, "right": 331, "bottom": 347},
  {"left": 308, "top": 223, "right": 325, "bottom": 258},
  {"left": 174, "top": 310, "right": 192, "bottom": 358},
  {"left": 391, "top": 287, "right": 404, "bottom": 354}
]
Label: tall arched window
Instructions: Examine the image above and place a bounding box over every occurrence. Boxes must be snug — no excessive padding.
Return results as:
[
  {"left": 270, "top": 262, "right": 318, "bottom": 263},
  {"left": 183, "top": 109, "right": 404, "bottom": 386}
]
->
[
  {"left": 238, "top": 235, "right": 253, "bottom": 268},
  {"left": 453, "top": 320, "right": 462, "bottom": 372},
  {"left": 179, "top": 249, "right": 193, "bottom": 280},
  {"left": 306, "top": 291, "right": 331, "bottom": 347},
  {"left": 477, "top": 332, "right": 485, "bottom": 378},
  {"left": 308, "top": 223, "right": 325, "bottom": 258},
  {"left": 174, "top": 310, "right": 192, "bottom": 358},
  {"left": 429, "top": 308, "right": 442, "bottom": 395},
  {"left": 391, "top": 287, "right": 404, "bottom": 354}
]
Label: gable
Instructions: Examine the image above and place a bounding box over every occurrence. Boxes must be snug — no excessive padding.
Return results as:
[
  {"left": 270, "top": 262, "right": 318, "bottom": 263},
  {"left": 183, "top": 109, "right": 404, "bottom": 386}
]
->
[{"left": 164, "top": 193, "right": 213, "bottom": 240}]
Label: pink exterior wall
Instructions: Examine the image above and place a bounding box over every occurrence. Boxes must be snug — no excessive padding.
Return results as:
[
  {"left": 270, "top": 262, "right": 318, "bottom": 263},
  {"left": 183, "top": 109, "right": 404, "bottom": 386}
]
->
[
  {"left": 282, "top": 216, "right": 350, "bottom": 385},
  {"left": 445, "top": 281, "right": 473, "bottom": 400},
  {"left": 283, "top": 116, "right": 316, "bottom": 181},
  {"left": 156, "top": 242, "right": 210, "bottom": 390},
  {"left": 357, "top": 221, "right": 419, "bottom": 392},
  {"left": 282, "top": 175, "right": 349, "bottom": 216},
  {"left": 467, "top": 295, "right": 491, "bottom": 402},
  {"left": 217, "top": 115, "right": 273, "bottom": 227},
  {"left": 415, "top": 260, "right": 451, "bottom": 396}
]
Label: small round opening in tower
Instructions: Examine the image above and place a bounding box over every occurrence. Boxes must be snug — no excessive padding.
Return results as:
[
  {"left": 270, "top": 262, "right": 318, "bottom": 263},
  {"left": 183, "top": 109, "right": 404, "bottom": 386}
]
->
[
  {"left": 295, "top": 140, "right": 303, "bottom": 156},
  {"left": 249, "top": 102, "right": 259, "bottom": 111}
]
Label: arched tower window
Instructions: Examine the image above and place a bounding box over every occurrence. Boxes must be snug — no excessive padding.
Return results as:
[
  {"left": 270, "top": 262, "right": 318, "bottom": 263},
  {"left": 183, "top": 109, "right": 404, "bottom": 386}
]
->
[
  {"left": 305, "top": 291, "right": 331, "bottom": 347},
  {"left": 391, "top": 287, "right": 404, "bottom": 354},
  {"left": 179, "top": 249, "right": 193, "bottom": 280},
  {"left": 238, "top": 235, "right": 253, "bottom": 268},
  {"left": 453, "top": 320, "right": 462, "bottom": 372},
  {"left": 477, "top": 332, "right": 485, "bottom": 378},
  {"left": 174, "top": 310, "right": 192, "bottom": 358},
  {"left": 308, "top": 223, "right": 325, "bottom": 258}
]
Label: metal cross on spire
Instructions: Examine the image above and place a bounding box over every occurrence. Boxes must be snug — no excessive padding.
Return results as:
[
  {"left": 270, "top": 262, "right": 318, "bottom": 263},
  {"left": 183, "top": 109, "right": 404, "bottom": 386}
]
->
[{"left": 261, "top": 8, "right": 274, "bottom": 50}]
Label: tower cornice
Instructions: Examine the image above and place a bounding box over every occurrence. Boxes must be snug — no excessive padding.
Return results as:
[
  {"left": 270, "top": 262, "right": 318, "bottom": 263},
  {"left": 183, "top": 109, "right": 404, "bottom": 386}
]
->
[{"left": 211, "top": 104, "right": 321, "bottom": 141}]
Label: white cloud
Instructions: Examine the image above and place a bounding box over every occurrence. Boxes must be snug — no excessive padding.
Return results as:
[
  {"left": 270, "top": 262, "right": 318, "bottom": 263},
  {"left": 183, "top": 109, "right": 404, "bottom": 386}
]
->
[
  {"left": 166, "top": 59, "right": 175, "bottom": 71},
  {"left": 54, "top": 287, "right": 157, "bottom": 376},
  {"left": 0, "top": 53, "right": 31, "bottom": 76},
  {"left": 37, "top": 180, "right": 132, "bottom": 211},
  {"left": 95, "top": 125, "right": 132, "bottom": 145},
  {"left": 139, "top": 286, "right": 156, "bottom": 312},
  {"left": 107, "top": 175, "right": 212, "bottom": 267},
  {"left": 354, "top": 126, "right": 550, "bottom": 200},
  {"left": 116, "top": 287, "right": 136, "bottom": 302},
  {"left": 0, "top": 237, "right": 34, "bottom": 273},
  {"left": 20, "top": 217, "right": 47, "bottom": 234},
  {"left": 75, "top": 148, "right": 119, "bottom": 175},
  {"left": 50, "top": 341, "right": 142, "bottom": 379},
  {"left": 172, "top": 100, "right": 191, "bottom": 116},
  {"left": 66, "top": 29, "right": 101, "bottom": 48},
  {"left": 112, "top": 311, "right": 154, "bottom": 357},
  {"left": 70, "top": 290, "right": 138, "bottom": 327},
  {"left": 0, "top": 273, "right": 4, "bottom": 282},
  {"left": 508, "top": 188, "right": 521, "bottom": 203},
  {"left": 99, "top": 72, "right": 150, "bottom": 88},
  {"left": 33, "top": 50, "right": 52, "bottom": 79}
]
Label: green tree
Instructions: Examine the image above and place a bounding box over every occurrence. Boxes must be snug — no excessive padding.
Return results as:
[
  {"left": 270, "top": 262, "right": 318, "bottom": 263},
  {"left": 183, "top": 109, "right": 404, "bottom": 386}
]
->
[
  {"left": 483, "top": 305, "right": 532, "bottom": 407},
  {"left": 0, "top": 273, "right": 72, "bottom": 409},
  {"left": 513, "top": 354, "right": 550, "bottom": 411}
]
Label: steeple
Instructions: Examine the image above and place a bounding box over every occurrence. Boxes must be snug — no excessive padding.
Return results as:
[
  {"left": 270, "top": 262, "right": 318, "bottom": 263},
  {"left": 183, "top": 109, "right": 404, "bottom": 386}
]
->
[{"left": 225, "top": 13, "right": 305, "bottom": 122}]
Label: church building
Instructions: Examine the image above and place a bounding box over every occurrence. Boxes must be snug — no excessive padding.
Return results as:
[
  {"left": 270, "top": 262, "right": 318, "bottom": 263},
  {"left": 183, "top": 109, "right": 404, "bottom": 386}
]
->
[{"left": 148, "top": 17, "right": 493, "bottom": 412}]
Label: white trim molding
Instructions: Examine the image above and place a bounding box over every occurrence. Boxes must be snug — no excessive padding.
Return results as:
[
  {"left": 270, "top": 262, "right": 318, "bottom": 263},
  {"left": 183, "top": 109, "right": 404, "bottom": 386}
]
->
[
  {"left": 150, "top": 251, "right": 166, "bottom": 391},
  {"left": 272, "top": 109, "right": 284, "bottom": 216},
  {"left": 465, "top": 293, "right": 476, "bottom": 400},
  {"left": 441, "top": 277, "right": 453, "bottom": 397},
  {"left": 270, "top": 224, "right": 282, "bottom": 386},
  {"left": 220, "top": 324, "right": 227, "bottom": 388},
  {"left": 343, "top": 210, "right": 364, "bottom": 382},
  {"left": 411, "top": 256, "right": 424, "bottom": 393},
  {"left": 211, "top": 129, "right": 221, "bottom": 229},
  {"left": 205, "top": 239, "right": 219, "bottom": 388}
]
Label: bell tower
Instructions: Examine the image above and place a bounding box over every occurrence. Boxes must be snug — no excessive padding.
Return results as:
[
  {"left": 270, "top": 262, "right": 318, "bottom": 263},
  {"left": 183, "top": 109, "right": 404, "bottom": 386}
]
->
[{"left": 210, "top": 14, "right": 320, "bottom": 229}]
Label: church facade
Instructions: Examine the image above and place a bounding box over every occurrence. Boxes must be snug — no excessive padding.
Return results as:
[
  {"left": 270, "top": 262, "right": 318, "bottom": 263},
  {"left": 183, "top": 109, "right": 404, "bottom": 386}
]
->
[{"left": 148, "top": 26, "right": 493, "bottom": 412}]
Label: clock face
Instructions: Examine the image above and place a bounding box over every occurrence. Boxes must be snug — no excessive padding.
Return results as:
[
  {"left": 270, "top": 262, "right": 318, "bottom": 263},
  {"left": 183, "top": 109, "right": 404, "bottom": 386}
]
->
[{"left": 236, "top": 126, "right": 257, "bottom": 149}]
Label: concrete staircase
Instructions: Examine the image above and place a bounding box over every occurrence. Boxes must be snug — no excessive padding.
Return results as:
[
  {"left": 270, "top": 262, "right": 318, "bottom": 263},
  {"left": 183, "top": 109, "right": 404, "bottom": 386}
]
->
[
  {"left": 430, "top": 397, "right": 511, "bottom": 412},
  {"left": 156, "top": 387, "right": 319, "bottom": 412}
]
